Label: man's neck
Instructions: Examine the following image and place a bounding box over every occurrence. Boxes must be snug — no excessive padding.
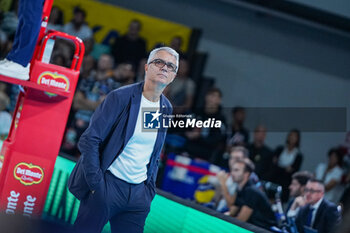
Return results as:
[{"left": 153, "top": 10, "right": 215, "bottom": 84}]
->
[
  {"left": 233, "top": 122, "right": 242, "bottom": 131},
  {"left": 254, "top": 141, "right": 263, "bottom": 148},
  {"left": 310, "top": 197, "right": 323, "bottom": 208},
  {"left": 143, "top": 81, "right": 163, "bottom": 102},
  {"left": 238, "top": 178, "right": 249, "bottom": 190},
  {"left": 205, "top": 105, "right": 218, "bottom": 115}
]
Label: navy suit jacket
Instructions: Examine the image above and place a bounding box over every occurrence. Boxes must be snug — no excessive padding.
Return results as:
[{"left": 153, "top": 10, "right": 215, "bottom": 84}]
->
[
  {"left": 68, "top": 82, "right": 172, "bottom": 200},
  {"left": 295, "top": 199, "right": 341, "bottom": 233}
]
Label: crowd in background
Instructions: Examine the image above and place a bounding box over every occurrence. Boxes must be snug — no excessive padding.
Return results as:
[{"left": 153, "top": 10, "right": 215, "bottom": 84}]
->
[{"left": 1, "top": 3, "right": 350, "bottom": 233}]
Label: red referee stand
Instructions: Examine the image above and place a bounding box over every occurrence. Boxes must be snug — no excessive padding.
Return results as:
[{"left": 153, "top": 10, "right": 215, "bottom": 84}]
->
[{"left": 0, "top": 0, "right": 84, "bottom": 217}]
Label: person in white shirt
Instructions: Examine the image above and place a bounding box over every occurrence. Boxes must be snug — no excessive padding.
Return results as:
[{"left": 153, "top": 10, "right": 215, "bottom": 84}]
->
[
  {"left": 63, "top": 6, "right": 93, "bottom": 40},
  {"left": 315, "top": 148, "right": 344, "bottom": 203}
]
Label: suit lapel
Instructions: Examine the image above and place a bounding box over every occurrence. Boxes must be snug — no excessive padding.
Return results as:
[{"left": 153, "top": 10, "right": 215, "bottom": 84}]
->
[
  {"left": 312, "top": 200, "right": 325, "bottom": 228},
  {"left": 124, "top": 83, "right": 143, "bottom": 147},
  {"left": 152, "top": 95, "right": 166, "bottom": 155}
]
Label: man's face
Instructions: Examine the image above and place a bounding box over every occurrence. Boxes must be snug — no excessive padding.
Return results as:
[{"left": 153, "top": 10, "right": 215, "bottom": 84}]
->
[
  {"left": 304, "top": 182, "right": 324, "bottom": 205},
  {"left": 205, "top": 92, "right": 221, "bottom": 109},
  {"left": 97, "top": 55, "right": 113, "bottom": 72},
  {"left": 229, "top": 151, "right": 245, "bottom": 165},
  {"left": 289, "top": 179, "right": 302, "bottom": 197},
  {"left": 233, "top": 110, "right": 245, "bottom": 124},
  {"left": 128, "top": 21, "right": 141, "bottom": 39},
  {"left": 231, "top": 162, "right": 246, "bottom": 184},
  {"left": 145, "top": 50, "right": 177, "bottom": 87},
  {"left": 254, "top": 126, "right": 266, "bottom": 144},
  {"left": 73, "top": 12, "right": 85, "bottom": 26}
]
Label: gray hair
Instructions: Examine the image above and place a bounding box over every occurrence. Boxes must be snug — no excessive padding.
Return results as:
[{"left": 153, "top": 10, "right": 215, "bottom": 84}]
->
[{"left": 147, "top": 47, "right": 179, "bottom": 72}]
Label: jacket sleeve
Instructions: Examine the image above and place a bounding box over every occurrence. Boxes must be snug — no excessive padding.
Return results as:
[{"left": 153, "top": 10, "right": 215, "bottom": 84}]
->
[
  {"left": 325, "top": 205, "right": 341, "bottom": 233},
  {"left": 78, "top": 91, "right": 122, "bottom": 191},
  {"left": 291, "top": 153, "right": 303, "bottom": 173}
]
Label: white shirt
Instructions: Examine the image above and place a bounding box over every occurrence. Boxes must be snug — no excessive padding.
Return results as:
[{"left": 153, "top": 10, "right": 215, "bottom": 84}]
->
[
  {"left": 108, "top": 94, "right": 159, "bottom": 184},
  {"left": 63, "top": 23, "right": 93, "bottom": 40},
  {"left": 310, "top": 198, "right": 323, "bottom": 227},
  {"left": 287, "top": 204, "right": 300, "bottom": 218},
  {"left": 278, "top": 147, "right": 298, "bottom": 168},
  {"left": 315, "top": 163, "right": 344, "bottom": 203}
]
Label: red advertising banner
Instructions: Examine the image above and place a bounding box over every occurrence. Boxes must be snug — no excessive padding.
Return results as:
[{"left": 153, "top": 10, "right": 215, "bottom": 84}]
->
[{"left": 0, "top": 152, "right": 52, "bottom": 217}]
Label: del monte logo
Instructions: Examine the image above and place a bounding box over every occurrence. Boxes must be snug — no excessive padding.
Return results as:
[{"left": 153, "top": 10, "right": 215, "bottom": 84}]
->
[
  {"left": 37, "top": 71, "right": 70, "bottom": 91},
  {"left": 14, "top": 162, "right": 44, "bottom": 186}
]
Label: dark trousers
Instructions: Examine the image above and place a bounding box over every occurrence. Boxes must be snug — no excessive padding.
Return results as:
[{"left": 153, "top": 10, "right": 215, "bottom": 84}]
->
[
  {"left": 7, "top": 0, "right": 44, "bottom": 66},
  {"left": 74, "top": 171, "right": 156, "bottom": 233}
]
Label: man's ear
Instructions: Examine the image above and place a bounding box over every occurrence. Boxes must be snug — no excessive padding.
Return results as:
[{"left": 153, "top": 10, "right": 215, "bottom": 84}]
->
[{"left": 145, "top": 63, "right": 148, "bottom": 72}]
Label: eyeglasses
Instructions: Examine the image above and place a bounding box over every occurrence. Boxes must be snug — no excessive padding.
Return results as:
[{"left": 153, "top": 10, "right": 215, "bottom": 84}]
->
[
  {"left": 304, "top": 188, "right": 322, "bottom": 194},
  {"left": 148, "top": 59, "right": 177, "bottom": 73}
]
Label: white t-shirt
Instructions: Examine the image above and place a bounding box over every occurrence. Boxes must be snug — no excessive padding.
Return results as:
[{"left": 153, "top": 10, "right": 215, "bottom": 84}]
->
[
  {"left": 315, "top": 163, "right": 344, "bottom": 203},
  {"left": 108, "top": 94, "right": 159, "bottom": 184},
  {"left": 63, "top": 23, "right": 93, "bottom": 40},
  {"left": 278, "top": 147, "right": 299, "bottom": 168}
]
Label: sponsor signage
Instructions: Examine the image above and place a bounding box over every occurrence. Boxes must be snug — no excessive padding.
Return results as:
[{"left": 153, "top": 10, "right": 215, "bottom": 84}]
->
[
  {"left": 37, "top": 71, "right": 70, "bottom": 91},
  {"left": 14, "top": 162, "right": 44, "bottom": 186}
]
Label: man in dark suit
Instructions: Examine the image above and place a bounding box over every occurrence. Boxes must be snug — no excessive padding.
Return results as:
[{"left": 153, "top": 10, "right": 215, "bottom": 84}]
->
[
  {"left": 296, "top": 179, "right": 341, "bottom": 233},
  {"left": 68, "top": 47, "right": 178, "bottom": 233}
]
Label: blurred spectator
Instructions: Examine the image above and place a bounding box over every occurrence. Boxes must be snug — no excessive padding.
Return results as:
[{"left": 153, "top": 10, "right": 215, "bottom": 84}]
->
[
  {"left": 0, "top": 32, "right": 14, "bottom": 59},
  {"left": 184, "top": 87, "right": 226, "bottom": 162},
  {"left": 0, "top": 0, "right": 18, "bottom": 36},
  {"left": 247, "top": 125, "right": 273, "bottom": 180},
  {"left": 113, "top": 62, "right": 135, "bottom": 87},
  {"left": 227, "top": 106, "right": 249, "bottom": 147},
  {"left": 0, "top": 91, "right": 11, "bottom": 147},
  {"left": 61, "top": 54, "right": 116, "bottom": 156},
  {"left": 63, "top": 6, "right": 92, "bottom": 40},
  {"left": 51, "top": 53, "right": 67, "bottom": 67},
  {"left": 169, "top": 35, "right": 186, "bottom": 58},
  {"left": 0, "top": 0, "right": 12, "bottom": 12},
  {"left": 339, "top": 131, "right": 350, "bottom": 156},
  {"left": 164, "top": 58, "right": 195, "bottom": 114},
  {"left": 295, "top": 179, "right": 341, "bottom": 233},
  {"left": 135, "top": 58, "right": 147, "bottom": 82},
  {"left": 216, "top": 146, "right": 260, "bottom": 213},
  {"left": 271, "top": 129, "right": 303, "bottom": 202},
  {"left": 286, "top": 171, "right": 314, "bottom": 218},
  {"left": 111, "top": 19, "right": 146, "bottom": 68},
  {"left": 229, "top": 159, "right": 276, "bottom": 229},
  {"left": 339, "top": 131, "right": 350, "bottom": 176},
  {"left": 79, "top": 54, "right": 95, "bottom": 80},
  {"left": 47, "top": 6, "right": 63, "bottom": 31},
  {"left": 315, "top": 148, "right": 344, "bottom": 204},
  {"left": 339, "top": 181, "right": 350, "bottom": 215},
  {"left": 51, "top": 39, "right": 74, "bottom": 67},
  {"left": 83, "top": 37, "right": 94, "bottom": 56}
]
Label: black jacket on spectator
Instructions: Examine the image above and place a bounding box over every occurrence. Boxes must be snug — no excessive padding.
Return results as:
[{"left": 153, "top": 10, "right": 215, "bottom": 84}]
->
[
  {"left": 111, "top": 35, "right": 146, "bottom": 68},
  {"left": 185, "top": 108, "right": 226, "bottom": 162},
  {"left": 296, "top": 199, "right": 340, "bottom": 233},
  {"left": 340, "top": 184, "right": 350, "bottom": 215},
  {"left": 247, "top": 143, "right": 273, "bottom": 181},
  {"left": 234, "top": 180, "right": 276, "bottom": 229},
  {"left": 270, "top": 146, "right": 303, "bottom": 202}
]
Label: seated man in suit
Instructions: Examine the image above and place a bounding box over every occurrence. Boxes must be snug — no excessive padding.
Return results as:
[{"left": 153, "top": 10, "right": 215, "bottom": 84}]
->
[{"left": 295, "top": 179, "right": 341, "bottom": 233}]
